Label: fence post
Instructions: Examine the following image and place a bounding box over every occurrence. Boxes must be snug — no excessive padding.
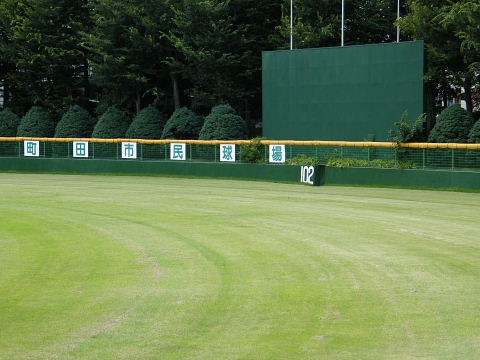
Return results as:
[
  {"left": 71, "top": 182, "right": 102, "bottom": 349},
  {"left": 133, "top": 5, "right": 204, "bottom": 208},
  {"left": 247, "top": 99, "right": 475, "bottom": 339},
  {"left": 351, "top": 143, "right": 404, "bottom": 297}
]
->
[
  {"left": 422, "top": 148, "right": 426, "bottom": 169},
  {"left": 451, "top": 149, "right": 455, "bottom": 170}
]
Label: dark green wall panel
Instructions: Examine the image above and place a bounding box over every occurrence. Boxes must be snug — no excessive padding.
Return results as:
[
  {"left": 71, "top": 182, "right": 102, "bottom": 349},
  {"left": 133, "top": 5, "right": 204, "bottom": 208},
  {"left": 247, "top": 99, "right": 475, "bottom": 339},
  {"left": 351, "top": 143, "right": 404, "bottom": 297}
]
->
[
  {"left": 263, "top": 41, "right": 424, "bottom": 141},
  {"left": 1, "top": 158, "right": 478, "bottom": 190},
  {"left": 325, "top": 167, "right": 480, "bottom": 190},
  {"left": 0, "top": 158, "right": 324, "bottom": 185}
]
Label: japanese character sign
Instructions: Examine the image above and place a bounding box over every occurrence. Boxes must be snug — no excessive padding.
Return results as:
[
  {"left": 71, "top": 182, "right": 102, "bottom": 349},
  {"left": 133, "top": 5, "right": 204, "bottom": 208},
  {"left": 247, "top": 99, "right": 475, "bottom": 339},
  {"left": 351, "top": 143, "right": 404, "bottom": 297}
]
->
[
  {"left": 24, "top": 141, "right": 39, "bottom": 157},
  {"left": 73, "top": 141, "right": 88, "bottom": 158},
  {"left": 122, "top": 142, "right": 137, "bottom": 159},
  {"left": 269, "top": 144, "right": 285, "bottom": 163},
  {"left": 220, "top": 144, "right": 235, "bottom": 162},
  {"left": 170, "top": 143, "right": 186, "bottom": 160}
]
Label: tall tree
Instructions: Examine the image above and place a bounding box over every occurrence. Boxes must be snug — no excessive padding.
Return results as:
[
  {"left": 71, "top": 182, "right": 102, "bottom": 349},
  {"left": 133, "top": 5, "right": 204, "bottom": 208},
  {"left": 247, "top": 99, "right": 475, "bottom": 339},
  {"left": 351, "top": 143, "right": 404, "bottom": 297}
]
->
[
  {"left": 1, "top": 0, "right": 92, "bottom": 117},
  {"left": 166, "top": 0, "right": 281, "bottom": 128},
  {"left": 345, "top": 0, "right": 400, "bottom": 44},
  {"left": 438, "top": 0, "right": 480, "bottom": 113},
  {"left": 400, "top": 0, "right": 479, "bottom": 130},
  {"left": 399, "top": 0, "right": 461, "bottom": 129},
  {"left": 277, "top": 0, "right": 341, "bottom": 49},
  {"left": 86, "top": 0, "right": 173, "bottom": 115},
  {"left": 277, "top": 0, "right": 400, "bottom": 49},
  {"left": 0, "top": 13, "right": 13, "bottom": 108}
]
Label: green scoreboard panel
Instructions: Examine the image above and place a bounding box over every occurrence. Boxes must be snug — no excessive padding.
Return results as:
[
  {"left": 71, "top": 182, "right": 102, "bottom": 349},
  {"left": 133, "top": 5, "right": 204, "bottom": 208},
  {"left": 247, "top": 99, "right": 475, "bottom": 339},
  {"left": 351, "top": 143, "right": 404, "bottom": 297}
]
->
[{"left": 262, "top": 41, "right": 424, "bottom": 141}]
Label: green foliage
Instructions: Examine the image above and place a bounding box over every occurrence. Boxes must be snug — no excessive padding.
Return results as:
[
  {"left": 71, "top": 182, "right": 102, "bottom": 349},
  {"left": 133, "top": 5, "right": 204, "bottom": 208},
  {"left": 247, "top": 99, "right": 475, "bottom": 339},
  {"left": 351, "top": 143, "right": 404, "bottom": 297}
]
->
[
  {"left": 389, "top": 112, "right": 427, "bottom": 144},
  {"left": 398, "top": 1, "right": 478, "bottom": 122},
  {"left": 327, "top": 157, "right": 416, "bottom": 169},
  {"left": 17, "top": 106, "right": 55, "bottom": 137},
  {"left": 91, "top": 106, "right": 130, "bottom": 139},
  {"left": 1, "top": 0, "right": 478, "bottom": 123},
  {"left": 54, "top": 105, "right": 95, "bottom": 138},
  {"left": 428, "top": 105, "right": 475, "bottom": 143},
  {"left": 0, "top": 0, "right": 92, "bottom": 114},
  {"left": 439, "top": 0, "right": 480, "bottom": 73},
  {"left": 278, "top": 0, "right": 398, "bottom": 49},
  {"left": 240, "top": 137, "right": 265, "bottom": 163},
  {"left": 161, "top": 107, "right": 203, "bottom": 140},
  {"left": 210, "top": 104, "right": 237, "bottom": 116},
  {"left": 0, "top": 108, "right": 21, "bottom": 136},
  {"left": 126, "top": 105, "right": 165, "bottom": 139},
  {"left": 198, "top": 104, "right": 248, "bottom": 140},
  {"left": 166, "top": 1, "right": 281, "bottom": 118},
  {"left": 468, "top": 120, "right": 480, "bottom": 143},
  {"left": 285, "top": 155, "right": 320, "bottom": 166},
  {"left": 85, "top": 0, "right": 172, "bottom": 113}
]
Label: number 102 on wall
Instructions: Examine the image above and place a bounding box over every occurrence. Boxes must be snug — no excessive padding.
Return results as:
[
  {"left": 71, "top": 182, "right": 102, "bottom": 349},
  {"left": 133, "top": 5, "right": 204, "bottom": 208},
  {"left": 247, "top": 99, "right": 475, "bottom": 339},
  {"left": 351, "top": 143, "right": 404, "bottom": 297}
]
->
[{"left": 300, "top": 165, "right": 323, "bottom": 186}]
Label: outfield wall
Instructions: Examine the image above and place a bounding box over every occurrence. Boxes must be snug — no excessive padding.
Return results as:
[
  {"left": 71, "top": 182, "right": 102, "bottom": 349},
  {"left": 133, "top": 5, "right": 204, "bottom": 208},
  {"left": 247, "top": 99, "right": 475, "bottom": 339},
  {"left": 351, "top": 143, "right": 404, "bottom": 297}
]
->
[
  {"left": 0, "top": 158, "right": 325, "bottom": 186},
  {"left": 326, "top": 167, "right": 480, "bottom": 190},
  {"left": 1, "top": 158, "right": 479, "bottom": 190}
]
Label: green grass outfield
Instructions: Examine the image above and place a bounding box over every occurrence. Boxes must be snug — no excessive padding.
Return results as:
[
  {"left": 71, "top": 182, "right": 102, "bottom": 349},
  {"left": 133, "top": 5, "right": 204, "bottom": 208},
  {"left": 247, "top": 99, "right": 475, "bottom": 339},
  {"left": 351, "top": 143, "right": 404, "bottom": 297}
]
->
[{"left": 0, "top": 174, "right": 479, "bottom": 360}]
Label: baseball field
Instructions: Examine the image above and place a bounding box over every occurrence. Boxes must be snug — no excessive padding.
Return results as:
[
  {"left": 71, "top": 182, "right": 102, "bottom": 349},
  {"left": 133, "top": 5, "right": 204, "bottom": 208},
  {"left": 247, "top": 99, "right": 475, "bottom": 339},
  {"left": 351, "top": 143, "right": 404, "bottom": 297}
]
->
[{"left": 0, "top": 173, "right": 478, "bottom": 359}]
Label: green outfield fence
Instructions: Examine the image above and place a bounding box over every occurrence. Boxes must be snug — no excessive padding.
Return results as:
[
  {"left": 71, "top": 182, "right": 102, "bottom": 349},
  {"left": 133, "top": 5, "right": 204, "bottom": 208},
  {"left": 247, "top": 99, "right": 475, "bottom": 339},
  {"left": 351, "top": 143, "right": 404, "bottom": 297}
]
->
[{"left": 1, "top": 137, "right": 480, "bottom": 171}]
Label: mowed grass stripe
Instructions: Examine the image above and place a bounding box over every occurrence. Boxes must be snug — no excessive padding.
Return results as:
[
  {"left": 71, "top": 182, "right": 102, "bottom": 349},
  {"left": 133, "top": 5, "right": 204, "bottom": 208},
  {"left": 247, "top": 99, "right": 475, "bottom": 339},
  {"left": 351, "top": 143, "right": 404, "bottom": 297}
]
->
[{"left": 0, "top": 174, "right": 479, "bottom": 359}]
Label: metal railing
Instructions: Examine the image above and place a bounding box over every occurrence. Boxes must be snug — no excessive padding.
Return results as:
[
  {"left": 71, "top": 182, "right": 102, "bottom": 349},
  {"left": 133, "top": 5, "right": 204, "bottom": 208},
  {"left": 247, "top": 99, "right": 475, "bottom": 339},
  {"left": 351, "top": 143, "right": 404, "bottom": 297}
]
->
[{"left": 1, "top": 137, "right": 480, "bottom": 171}]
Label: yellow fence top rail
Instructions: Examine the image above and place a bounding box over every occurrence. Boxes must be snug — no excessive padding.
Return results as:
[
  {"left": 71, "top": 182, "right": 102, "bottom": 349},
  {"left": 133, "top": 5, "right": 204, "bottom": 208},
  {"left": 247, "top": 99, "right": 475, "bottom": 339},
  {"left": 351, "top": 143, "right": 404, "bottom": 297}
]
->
[{"left": 1, "top": 137, "right": 480, "bottom": 150}]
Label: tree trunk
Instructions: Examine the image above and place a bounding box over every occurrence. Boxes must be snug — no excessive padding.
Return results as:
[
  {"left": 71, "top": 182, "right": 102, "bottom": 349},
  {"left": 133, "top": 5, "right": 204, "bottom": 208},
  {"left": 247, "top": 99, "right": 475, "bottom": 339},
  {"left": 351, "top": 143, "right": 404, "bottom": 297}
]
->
[
  {"left": 83, "top": 57, "right": 90, "bottom": 99},
  {"left": 1, "top": 79, "right": 7, "bottom": 107},
  {"left": 464, "top": 73, "right": 473, "bottom": 113},
  {"left": 170, "top": 72, "right": 181, "bottom": 110},
  {"left": 442, "top": 88, "right": 448, "bottom": 108},
  {"left": 425, "top": 81, "right": 437, "bottom": 132},
  {"left": 135, "top": 89, "right": 141, "bottom": 114}
]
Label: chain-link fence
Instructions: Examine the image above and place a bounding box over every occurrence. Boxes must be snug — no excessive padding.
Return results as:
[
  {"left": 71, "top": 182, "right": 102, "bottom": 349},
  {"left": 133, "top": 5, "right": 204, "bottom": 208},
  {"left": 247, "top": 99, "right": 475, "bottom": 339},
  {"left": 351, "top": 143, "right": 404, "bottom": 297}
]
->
[{"left": 1, "top": 138, "right": 480, "bottom": 171}]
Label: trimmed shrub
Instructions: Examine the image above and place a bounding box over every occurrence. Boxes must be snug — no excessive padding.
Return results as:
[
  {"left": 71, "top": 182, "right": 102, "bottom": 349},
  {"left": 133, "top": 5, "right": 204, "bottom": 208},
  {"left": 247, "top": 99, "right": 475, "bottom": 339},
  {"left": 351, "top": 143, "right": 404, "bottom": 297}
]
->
[
  {"left": 0, "top": 108, "right": 21, "bottom": 136},
  {"left": 468, "top": 120, "right": 480, "bottom": 143},
  {"left": 91, "top": 106, "right": 130, "bottom": 138},
  {"left": 209, "top": 103, "right": 237, "bottom": 117},
  {"left": 55, "top": 105, "right": 95, "bottom": 138},
  {"left": 126, "top": 105, "right": 165, "bottom": 139},
  {"left": 161, "top": 107, "right": 204, "bottom": 139},
  {"left": 240, "top": 137, "right": 265, "bottom": 163},
  {"left": 17, "top": 106, "right": 55, "bottom": 137},
  {"left": 198, "top": 104, "right": 248, "bottom": 140},
  {"left": 428, "top": 105, "right": 475, "bottom": 143}
]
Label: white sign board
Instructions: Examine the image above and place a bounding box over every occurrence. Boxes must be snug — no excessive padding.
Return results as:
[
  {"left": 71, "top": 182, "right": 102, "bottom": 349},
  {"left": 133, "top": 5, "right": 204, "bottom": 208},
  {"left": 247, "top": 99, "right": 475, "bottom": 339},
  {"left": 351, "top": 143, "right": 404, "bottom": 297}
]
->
[
  {"left": 170, "top": 143, "right": 186, "bottom": 160},
  {"left": 122, "top": 142, "right": 137, "bottom": 159},
  {"left": 24, "top": 141, "right": 40, "bottom": 157},
  {"left": 269, "top": 144, "right": 285, "bottom": 163},
  {"left": 73, "top": 141, "right": 89, "bottom": 158},
  {"left": 220, "top": 144, "right": 235, "bottom": 162}
]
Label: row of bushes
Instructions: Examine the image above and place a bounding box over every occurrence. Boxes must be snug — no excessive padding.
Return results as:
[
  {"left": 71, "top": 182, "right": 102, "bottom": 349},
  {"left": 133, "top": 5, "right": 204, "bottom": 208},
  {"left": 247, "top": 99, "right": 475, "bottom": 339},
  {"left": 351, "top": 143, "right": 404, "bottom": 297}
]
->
[
  {"left": 391, "top": 105, "right": 480, "bottom": 144},
  {"left": 0, "top": 104, "right": 248, "bottom": 141},
  {"left": 2, "top": 102, "right": 480, "bottom": 144}
]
